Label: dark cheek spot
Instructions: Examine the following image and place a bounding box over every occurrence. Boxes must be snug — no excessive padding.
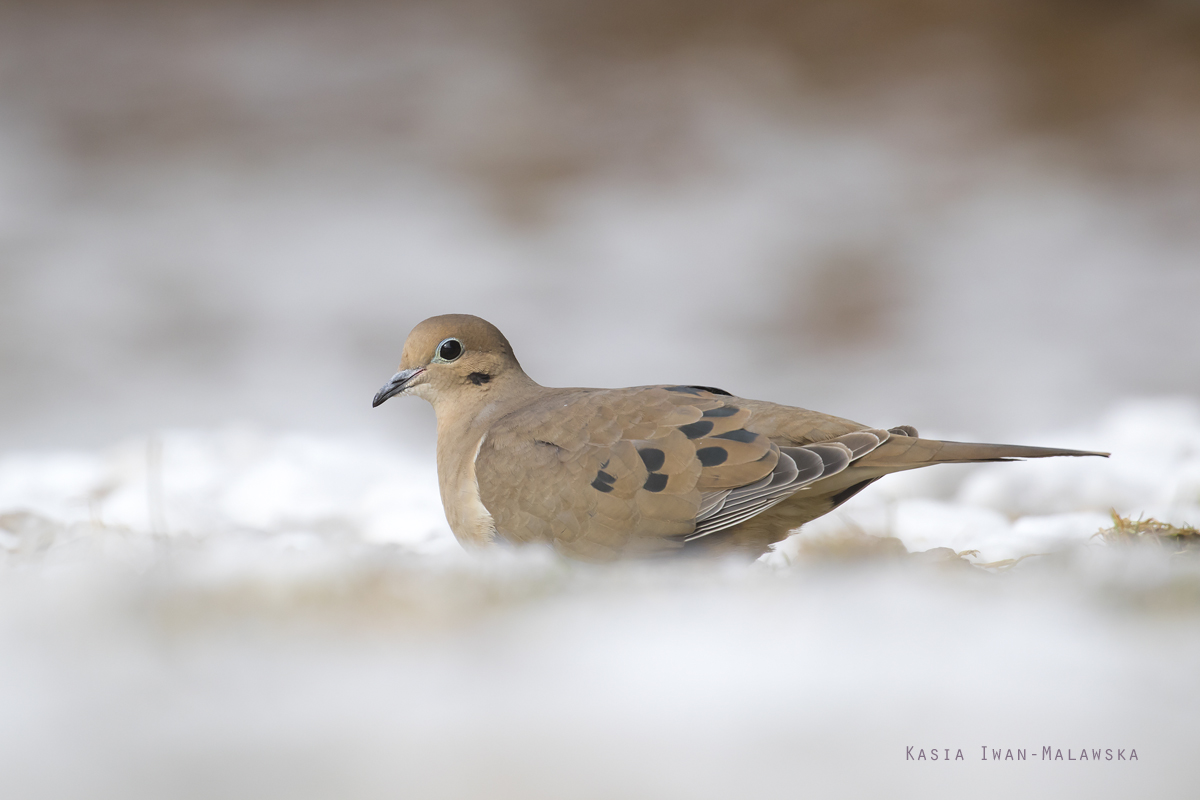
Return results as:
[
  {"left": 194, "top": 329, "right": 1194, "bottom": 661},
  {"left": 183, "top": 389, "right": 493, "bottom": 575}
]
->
[
  {"left": 678, "top": 420, "right": 714, "bottom": 439},
  {"left": 637, "top": 447, "right": 665, "bottom": 472},
  {"left": 696, "top": 447, "right": 728, "bottom": 467},
  {"left": 468, "top": 372, "right": 492, "bottom": 385},
  {"left": 643, "top": 473, "right": 668, "bottom": 492}
]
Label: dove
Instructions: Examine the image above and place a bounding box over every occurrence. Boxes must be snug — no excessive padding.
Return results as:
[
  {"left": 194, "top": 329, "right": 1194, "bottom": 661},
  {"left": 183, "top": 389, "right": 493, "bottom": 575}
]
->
[{"left": 372, "top": 314, "right": 1107, "bottom": 561}]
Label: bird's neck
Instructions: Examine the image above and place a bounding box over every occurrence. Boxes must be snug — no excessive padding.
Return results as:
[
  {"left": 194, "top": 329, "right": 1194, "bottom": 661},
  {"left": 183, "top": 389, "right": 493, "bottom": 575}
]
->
[
  {"left": 430, "top": 370, "right": 544, "bottom": 546},
  {"left": 430, "top": 369, "right": 540, "bottom": 438}
]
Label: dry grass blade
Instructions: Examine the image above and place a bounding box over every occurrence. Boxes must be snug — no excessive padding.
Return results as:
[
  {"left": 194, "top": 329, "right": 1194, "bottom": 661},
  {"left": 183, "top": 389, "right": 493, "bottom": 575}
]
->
[
  {"left": 1094, "top": 510, "right": 1200, "bottom": 556},
  {"left": 969, "top": 553, "right": 1047, "bottom": 571}
]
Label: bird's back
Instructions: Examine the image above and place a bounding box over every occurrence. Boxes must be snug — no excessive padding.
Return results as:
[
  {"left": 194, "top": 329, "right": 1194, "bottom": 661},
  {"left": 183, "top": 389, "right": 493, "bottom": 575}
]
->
[{"left": 473, "top": 384, "right": 1104, "bottom": 560}]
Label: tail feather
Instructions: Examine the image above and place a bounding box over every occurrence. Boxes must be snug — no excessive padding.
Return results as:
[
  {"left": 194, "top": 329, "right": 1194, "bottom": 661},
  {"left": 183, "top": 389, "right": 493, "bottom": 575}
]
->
[{"left": 859, "top": 435, "right": 1109, "bottom": 471}]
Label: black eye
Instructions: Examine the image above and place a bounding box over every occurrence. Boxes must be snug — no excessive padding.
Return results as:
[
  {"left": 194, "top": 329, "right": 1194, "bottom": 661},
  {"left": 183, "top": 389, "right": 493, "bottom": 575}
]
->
[{"left": 437, "top": 338, "right": 463, "bottom": 362}]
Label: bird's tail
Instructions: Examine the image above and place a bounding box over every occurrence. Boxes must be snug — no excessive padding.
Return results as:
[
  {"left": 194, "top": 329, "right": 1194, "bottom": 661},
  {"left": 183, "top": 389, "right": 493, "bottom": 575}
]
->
[{"left": 858, "top": 434, "right": 1108, "bottom": 472}]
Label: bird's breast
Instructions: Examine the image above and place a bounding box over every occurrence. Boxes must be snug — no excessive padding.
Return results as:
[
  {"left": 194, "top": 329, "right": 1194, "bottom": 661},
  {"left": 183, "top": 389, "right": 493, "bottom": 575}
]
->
[{"left": 436, "top": 433, "right": 497, "bottom": 547}]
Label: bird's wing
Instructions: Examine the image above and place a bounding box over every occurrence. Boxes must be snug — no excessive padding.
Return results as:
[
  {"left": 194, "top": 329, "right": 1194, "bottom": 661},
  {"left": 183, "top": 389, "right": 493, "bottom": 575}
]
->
[
  {"left": 687, "top": 429, "right": 888, "bottom": 541},
  {"left": 475, "top": 385, "right": 888, "bottom": 560}
]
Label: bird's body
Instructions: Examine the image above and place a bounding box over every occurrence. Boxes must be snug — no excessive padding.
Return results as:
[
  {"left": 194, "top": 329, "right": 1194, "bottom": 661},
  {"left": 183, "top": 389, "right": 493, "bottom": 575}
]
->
[{"left": 374, "top": 315, "right": 1107, "bottom": 561}]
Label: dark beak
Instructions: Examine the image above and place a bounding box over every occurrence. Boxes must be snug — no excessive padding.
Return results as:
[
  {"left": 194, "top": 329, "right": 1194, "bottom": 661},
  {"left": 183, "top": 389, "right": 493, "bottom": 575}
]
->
[{"left": 372, "top": 368, "right": 424, "bottom": 407}]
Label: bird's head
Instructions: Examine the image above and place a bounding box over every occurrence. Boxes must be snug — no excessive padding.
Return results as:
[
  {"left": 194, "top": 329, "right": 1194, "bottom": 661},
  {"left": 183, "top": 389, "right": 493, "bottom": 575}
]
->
[{"left": 372, "top": 314, "right": 525, "bottom": 409}]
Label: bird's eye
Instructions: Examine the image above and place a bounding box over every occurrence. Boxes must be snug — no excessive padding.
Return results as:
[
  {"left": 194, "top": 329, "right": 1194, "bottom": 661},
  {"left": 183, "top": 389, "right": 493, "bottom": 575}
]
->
[{"left": 436, "top": 338, "right": 463, "bottom": 362}]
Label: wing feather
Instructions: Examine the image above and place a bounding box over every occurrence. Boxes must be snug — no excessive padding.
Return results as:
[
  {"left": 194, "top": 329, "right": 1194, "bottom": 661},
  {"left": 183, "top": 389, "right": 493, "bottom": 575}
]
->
[
  {"left": 477, "top": 384, "right": 892, "bottom": 558},
  {"left": 685, "top": 433, "right": 887, "bottom": 541}
]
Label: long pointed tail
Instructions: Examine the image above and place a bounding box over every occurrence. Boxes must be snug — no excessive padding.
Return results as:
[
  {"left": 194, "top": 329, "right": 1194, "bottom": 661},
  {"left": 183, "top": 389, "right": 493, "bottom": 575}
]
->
[{"left": 859, "top": 435, "right": 1108, "bottom": 471}]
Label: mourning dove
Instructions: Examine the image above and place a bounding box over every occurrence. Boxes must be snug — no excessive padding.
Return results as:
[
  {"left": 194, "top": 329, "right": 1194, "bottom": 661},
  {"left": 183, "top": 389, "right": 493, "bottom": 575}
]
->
[{"left": 373, "top": 314, "right": 1107, "bottom": 561}]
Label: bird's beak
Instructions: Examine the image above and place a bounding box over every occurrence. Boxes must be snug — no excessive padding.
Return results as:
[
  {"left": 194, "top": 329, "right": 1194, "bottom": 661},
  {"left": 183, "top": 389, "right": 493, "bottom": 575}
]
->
[{"left": 372, "top": 368, "right": 425, "bottom": 407}]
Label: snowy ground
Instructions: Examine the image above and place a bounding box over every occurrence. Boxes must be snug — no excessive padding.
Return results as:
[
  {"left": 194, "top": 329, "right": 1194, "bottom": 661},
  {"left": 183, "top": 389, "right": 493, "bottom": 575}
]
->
[{"left": 2, "top": 398, "right": 1199, "bottom": 799}]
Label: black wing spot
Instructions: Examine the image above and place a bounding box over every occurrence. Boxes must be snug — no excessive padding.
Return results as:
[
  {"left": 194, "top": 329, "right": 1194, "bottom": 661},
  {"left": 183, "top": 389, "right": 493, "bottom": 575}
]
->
[
  {"left": 643, "top": 473, "right": 669, "bottom": 492},
  {"left": 591, "top": 470, "right": 617, "bottom": 493},
  {"left": 696, "top": 447, "right": 728, "bottom": 467},
  {"left": 714, "top": 429, "right": 757, "bottom": 443},
  {"left": 691, "top": 385, "right": 732, "bottom": 396},
  {"left": 679, "top": 420, "right": 714, "bottom": 439},
  {"left": 637, "top": 447, "right": 665, "bottom": 472},
  {"left": 468, "top": 372, "right": 492, "bottom": 385},
  {"left": 702, "top": 406, "right": 740, "bottom": 418}
]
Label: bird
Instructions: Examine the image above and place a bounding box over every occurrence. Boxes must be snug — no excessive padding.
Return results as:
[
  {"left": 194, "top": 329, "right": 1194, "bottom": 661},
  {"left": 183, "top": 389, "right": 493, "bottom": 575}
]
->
[{"left": 372, "top": 314, "right": 1108, "bottom": 561}]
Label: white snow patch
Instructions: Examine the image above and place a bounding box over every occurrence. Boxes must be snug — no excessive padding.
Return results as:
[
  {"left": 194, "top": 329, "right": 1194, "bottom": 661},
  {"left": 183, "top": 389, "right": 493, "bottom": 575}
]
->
[{"left": 1, "top": 404, "right": 1199, "bottom": 799}]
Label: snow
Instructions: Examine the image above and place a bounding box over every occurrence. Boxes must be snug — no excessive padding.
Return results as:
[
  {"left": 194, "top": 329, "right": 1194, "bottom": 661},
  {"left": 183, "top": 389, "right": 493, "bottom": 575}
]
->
[{"left": 1, "top": 400, "right": 1198, "bottom": 799}]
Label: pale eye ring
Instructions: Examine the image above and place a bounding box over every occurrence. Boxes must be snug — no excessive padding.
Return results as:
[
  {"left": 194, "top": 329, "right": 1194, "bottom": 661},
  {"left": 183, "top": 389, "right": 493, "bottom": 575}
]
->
[{"left": 435, "top": 337, "right": 463, "bottom": 362}]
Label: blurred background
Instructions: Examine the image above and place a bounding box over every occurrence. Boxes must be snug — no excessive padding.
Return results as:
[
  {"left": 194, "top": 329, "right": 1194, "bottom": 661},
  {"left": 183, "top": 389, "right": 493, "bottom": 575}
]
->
[
  {"left": 3, "top": 2, "right": 1200, "bottom": 799},
  {"left": 2, "top": 0, "right": 1199, "bottom": 452}
]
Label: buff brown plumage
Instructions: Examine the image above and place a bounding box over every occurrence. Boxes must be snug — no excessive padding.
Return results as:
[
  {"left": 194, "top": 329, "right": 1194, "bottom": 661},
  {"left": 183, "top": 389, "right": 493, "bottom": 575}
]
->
[{"left": 373, "top": 314, "right": 1107, "bottom": 561}]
